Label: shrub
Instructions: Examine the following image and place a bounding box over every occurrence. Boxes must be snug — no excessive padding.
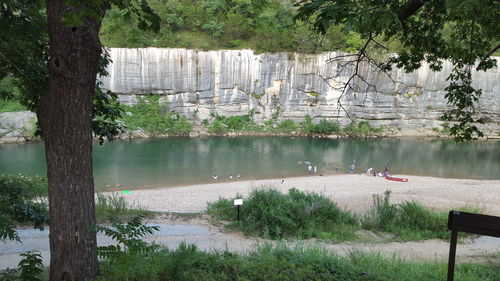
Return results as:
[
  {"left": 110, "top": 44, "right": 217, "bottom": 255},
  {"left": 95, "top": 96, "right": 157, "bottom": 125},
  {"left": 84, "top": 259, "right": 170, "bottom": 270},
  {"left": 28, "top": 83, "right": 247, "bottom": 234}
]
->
[
  {"left": 276, "top": 119, "right": 298, "bottom": 132},
  {"left": 300, "top": 116, "right": 341, "bottom": 135},
  {"left": 121, "top": 96, "right": 169, "bottom": 134},
  {"left": 343, "top": 121, "right": 384, "bottom": 137},
  {"left": 165, "top": 113, "right": 192, "bottom": 136},
  {"left": 361, "top": 190, "right": 449, "bottom": 240},
  {"left": 121, "top": 96, "right": 193, "bottom": 135},
  {"left": 207, "top": 120, "right": 229, "bottom": 134},
  {"left": 314, "top": 119, "right": 341, "bottom": 134},
  {"left": 0, "top": 174, "right": 48, "bottom": 241},
  {"left": 207, "top": 187, "right": 358, "bottom": 240},
  {"left": 96, "top": 215, "right": 160, "bottom": 260}
]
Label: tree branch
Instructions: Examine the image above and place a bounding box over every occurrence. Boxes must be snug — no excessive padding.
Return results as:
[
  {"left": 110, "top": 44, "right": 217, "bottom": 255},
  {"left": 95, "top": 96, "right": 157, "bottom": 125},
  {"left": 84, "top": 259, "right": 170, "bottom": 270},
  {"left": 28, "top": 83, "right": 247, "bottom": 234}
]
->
[{"left": 397, "top": 0, "right": 428, "bottom": 22}]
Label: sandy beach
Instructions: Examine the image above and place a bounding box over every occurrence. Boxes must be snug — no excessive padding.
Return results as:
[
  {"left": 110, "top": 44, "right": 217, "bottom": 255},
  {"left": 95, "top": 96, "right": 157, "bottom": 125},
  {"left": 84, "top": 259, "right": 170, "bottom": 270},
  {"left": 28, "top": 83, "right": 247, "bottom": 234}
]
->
[{"left": 120, "top": 174, "right": 500, "bottom": 215}]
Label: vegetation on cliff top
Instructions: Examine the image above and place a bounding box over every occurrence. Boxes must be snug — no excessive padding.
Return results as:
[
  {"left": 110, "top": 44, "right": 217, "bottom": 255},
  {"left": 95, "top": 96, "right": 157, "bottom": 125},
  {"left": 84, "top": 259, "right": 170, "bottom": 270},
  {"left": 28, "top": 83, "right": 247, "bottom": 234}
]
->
[{"left": 100, "top": 0, "right": 369, "bottom": 53}]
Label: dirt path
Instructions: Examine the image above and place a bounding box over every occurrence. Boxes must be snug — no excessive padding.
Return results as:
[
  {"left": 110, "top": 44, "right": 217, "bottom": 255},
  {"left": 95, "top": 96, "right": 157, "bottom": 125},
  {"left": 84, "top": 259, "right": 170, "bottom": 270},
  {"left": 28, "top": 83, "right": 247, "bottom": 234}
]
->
[{"left": 2, "top": 215, "right": 499, "bottom": 271}]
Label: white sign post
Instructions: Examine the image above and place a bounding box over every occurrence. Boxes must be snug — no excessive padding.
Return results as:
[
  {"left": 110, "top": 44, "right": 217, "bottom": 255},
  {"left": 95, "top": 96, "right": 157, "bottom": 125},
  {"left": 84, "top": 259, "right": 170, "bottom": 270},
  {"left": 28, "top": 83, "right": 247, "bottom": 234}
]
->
[{"left": 233, "top": 199, "right": 243, "bottom": 221}]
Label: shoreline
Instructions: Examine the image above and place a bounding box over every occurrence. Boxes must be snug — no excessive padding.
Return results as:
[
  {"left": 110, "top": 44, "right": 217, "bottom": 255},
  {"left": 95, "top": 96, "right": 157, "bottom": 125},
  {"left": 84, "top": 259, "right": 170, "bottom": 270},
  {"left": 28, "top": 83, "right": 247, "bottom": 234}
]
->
[
  {"left": 2, "top": 127, "right": 500, "bottom": 145},
  {"left": 119, "top": 174, "right": 500, "bottom": 216}
]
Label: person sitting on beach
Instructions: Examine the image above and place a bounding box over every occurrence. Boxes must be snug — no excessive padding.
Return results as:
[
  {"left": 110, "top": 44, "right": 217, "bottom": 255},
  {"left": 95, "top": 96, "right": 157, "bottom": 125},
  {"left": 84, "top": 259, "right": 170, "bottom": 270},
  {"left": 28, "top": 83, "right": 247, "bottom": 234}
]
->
[{"left": 349, "top": 164, "right": 355, "bottom": 173}]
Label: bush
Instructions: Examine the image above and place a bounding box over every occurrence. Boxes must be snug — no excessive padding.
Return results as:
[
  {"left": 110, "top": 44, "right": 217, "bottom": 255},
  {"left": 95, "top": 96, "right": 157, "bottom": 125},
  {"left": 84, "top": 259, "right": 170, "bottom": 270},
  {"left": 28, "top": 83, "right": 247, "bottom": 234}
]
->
[
  {"left": 121, "top": 96, "right": 169, "bottom": 134},
  {"left": 0, "top": 174, "right": 48, "bottom": 241},
  {"left": 343, "top": 121, "right": 384, "bottom": 138},
  {"left": 96, "top": 215, "right": 160, "bottom": 260},
  {"left": 361, "top": 190, "right": 449, "bottom": 240},
  {"left": 121, "top": 96, "right": 193, "bottom": 135},
  {"left": 165, "top": 113, "right": 192, "bottom": 136},
  {"left": 207, "top": 120, "right": 230, "bottom": 134},
  {"left": 207, "top": 187, "right": 358, "bottom": 240},
  {"left": 276, "top": 119, "right": 298, "bottom": 132},
  {"left": 206, "top": 114, "right": 258, "bottom": 134},
  {"left": 314, "top": 119, "right": 341, "bottom": 134},
  {"left": 300, "top": 115, "right": 341, "bottom": 135},
  {"left": 0, "top": 99, "right": 26, "bottom": 113}
]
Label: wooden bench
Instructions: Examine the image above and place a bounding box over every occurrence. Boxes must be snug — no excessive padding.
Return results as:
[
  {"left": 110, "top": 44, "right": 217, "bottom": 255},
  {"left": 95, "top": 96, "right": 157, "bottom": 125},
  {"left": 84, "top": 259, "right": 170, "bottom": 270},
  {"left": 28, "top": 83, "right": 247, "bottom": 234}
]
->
[{"left": 447, "top": 211, "right": 500, "bottom": 281}]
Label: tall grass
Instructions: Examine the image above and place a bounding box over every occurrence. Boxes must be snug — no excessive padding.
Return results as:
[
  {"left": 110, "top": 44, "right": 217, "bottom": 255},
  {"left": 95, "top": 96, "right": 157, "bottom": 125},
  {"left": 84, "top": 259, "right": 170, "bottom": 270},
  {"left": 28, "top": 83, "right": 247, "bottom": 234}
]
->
[
  {"left": 95, "top": 193, "right": 153, "bottom": 222},
  {"left": 95, "top": 242, "right": 500, "bottom": 281},
  {"left": 208, "top": 187, "right": 474, "bottom": 242},
  {"left": 207, "top": 187, "right": 358, "bottom": 240},
  {"left": 361, "top": 190, "right": 450, "bottom": 240}
]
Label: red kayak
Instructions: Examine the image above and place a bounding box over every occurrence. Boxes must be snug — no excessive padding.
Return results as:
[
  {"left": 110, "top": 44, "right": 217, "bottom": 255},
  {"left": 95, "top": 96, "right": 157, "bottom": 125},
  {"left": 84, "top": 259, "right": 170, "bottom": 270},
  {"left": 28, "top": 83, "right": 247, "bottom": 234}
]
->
[{"left": 385, "top": 176, "right": 408, "bottom": 182}]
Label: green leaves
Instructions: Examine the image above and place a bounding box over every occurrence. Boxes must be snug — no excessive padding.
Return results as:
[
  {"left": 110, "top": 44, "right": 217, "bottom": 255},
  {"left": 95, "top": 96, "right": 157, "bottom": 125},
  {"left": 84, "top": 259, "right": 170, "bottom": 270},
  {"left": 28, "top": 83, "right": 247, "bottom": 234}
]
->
[
  {"left": 18, "top": 251, "right": 44, "bottom": 281},
  {"left": 95, "top": 215, "right": 160, "bottom": 259},
  {"left": 0, "top": 174, "right": 48, "bottom": 242},
  {"left": 295, "top": 0, "right": 499, "bottom": 141}
]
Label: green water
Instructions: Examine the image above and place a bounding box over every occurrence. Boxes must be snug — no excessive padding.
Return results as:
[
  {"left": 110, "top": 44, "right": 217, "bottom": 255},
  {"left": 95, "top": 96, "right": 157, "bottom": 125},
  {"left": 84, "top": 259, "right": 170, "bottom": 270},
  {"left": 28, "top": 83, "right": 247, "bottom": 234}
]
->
[{"left": 0, "top": 137, "right": 498, "bottom": 191}]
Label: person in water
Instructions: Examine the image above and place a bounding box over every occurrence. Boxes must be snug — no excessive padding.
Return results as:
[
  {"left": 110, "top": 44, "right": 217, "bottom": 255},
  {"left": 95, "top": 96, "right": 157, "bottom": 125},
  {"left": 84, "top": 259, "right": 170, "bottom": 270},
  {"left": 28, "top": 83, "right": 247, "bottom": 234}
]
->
[{"left": 212, "top": 175, "right": 219, "bottom": 180}]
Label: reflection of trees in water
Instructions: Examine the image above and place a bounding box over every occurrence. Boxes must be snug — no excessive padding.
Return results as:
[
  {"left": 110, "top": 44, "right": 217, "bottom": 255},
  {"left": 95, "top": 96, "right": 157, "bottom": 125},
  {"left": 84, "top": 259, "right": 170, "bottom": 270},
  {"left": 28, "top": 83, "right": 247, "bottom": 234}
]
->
[{"left": 1, "top": 138, "right": 499, "bottom": 190}]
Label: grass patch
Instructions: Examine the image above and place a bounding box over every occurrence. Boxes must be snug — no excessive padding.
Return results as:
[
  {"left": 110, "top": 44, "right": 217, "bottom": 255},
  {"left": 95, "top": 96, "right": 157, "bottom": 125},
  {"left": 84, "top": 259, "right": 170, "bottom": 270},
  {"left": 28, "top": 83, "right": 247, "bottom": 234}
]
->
[
  {"left": 208, "top": 188, "right": 473, "bottom": 242},
  {"left": 95, "top": 242, "right": 500, "bottom": 281},
  {"left": 361, "top": 190, "right": 450, "bottom": 241},
  {"left": 207, "top": 187, "right": 358, "bottom": 241},
  {"left": 95, "top": 193, "right": 154, "bottom": 223},
  {"left": 0, "top": 98, "right": 26, "bottom": 113}
]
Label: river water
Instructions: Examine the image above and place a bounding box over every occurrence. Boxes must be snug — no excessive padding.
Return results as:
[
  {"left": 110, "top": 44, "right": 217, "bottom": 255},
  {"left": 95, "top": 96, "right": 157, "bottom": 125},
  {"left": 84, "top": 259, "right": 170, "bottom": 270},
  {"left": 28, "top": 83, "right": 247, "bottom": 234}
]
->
[{"left": 0, "top": 137, "right": 498, "bottom": 191}]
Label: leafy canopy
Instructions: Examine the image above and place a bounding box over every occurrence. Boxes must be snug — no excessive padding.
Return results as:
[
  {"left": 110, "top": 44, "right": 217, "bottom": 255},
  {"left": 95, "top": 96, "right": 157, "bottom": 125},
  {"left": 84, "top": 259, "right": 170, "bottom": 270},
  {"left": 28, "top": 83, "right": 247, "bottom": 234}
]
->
[
  {"left": 0, "top": 0, "right": 161, "bottom": 142},
  {"left": 296, "top": 0, "right": 499, "bottom": 141}
]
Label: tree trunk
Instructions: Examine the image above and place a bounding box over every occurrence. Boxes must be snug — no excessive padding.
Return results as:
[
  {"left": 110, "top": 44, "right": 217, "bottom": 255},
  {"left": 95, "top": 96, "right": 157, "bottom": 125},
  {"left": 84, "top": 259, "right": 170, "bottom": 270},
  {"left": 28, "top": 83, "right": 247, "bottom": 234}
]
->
[{"left": 39, "top": 1, "right": 105, "bottom": 280}]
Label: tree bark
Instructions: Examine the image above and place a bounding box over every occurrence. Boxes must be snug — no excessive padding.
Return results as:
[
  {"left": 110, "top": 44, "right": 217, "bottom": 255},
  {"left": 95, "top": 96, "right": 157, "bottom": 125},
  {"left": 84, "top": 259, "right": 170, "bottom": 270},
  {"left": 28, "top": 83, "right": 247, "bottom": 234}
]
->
[{"left": 39, "top": 1, "right": 105, "bottom": 280}]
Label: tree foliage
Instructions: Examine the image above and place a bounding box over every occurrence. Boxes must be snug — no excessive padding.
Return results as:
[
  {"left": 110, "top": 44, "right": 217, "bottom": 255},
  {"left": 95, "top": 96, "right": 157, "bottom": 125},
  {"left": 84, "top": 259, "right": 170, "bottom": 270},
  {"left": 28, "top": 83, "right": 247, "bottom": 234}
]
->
[
  {"left": 0, "top": 0, "right": 124, "bottom": 142},
  {"left": 296, "top": 0, "right": 500, "bottom": 141},
  {"left": 99, "top": 0, "right": 367, "bottom": 53},
  {"left": 0, "top": 174, "right": 48, "bottom": 242}
]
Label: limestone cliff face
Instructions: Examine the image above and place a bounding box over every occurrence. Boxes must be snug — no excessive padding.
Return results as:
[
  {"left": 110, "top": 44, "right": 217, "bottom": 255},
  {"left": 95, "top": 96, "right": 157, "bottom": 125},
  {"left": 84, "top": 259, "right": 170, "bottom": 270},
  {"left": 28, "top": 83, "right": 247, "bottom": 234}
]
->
[{"left": 100, "top": 48, "right": 500, "bottom": 135}]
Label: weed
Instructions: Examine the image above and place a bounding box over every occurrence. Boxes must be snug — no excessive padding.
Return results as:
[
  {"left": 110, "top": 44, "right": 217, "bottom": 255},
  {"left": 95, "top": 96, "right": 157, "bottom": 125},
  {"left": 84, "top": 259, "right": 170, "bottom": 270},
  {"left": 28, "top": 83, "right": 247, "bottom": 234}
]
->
[
  {"left": 95, "top": 193, "right": 153, "bottom": 223},
  {"left": 95, "top": 242, "right": 500, "bottom": 281},
  {"left": 361, "top": 190, "right": 449, "bottom": 240},
  {"left": 96, "top": 215, "right": 160, "bottom": 260}
]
